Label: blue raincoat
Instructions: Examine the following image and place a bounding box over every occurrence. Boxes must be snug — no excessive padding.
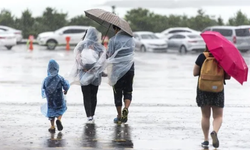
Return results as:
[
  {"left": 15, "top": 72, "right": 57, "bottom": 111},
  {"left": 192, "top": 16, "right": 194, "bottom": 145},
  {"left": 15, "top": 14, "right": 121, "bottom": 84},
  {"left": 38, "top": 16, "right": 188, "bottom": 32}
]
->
[{"left": 41, "top": 59, "right": 70, "bottom": 118}]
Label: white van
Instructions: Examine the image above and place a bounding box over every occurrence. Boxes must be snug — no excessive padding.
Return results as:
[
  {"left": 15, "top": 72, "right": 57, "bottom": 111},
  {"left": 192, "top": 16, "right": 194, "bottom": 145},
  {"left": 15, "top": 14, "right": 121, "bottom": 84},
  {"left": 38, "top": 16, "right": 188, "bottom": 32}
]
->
[{"left": 202, "top": 26, "right": 250, "bottom": 52}]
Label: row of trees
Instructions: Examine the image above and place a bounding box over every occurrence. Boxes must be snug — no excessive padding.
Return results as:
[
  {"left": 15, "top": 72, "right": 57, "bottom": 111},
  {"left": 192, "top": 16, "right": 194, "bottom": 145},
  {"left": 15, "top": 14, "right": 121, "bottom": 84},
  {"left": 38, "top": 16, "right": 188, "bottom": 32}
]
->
[{"left": 0, "top": 7, "right": 250, "bottom": 38}]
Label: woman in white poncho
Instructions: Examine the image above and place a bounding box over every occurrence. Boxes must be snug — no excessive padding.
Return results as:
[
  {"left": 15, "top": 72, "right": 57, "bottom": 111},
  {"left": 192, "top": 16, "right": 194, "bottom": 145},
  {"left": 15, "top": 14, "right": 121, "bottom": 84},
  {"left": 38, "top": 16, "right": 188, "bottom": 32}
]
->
[{"left": 69, "top": 27, "right": 106, "bottom": 123}]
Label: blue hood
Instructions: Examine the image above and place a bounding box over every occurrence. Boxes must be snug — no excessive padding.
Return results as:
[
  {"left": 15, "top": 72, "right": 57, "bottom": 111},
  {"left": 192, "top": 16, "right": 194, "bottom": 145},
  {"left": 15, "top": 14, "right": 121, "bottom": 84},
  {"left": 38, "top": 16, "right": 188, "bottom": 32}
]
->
[{"left": 47, "top": 59, "right": 59, "bottom": 76}]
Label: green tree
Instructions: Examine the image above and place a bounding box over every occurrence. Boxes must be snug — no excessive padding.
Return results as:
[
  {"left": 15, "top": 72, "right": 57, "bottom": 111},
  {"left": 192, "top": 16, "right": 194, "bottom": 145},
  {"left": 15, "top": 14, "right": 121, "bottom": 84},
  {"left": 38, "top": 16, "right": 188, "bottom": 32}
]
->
[
  {"left": 1, "top": 7, "right": 249, "bottom": 40},
  {"left": 150, "top": 14, "right": 168, "bottom": 32},
  {"left": 41, "top": 7, "right": 68, "bottom": 31},
  {"left": 15, "top": 9, "right": 35, "bottom": 38},
  {"left": 189, "top": 9, "right": 217, "bottom": 31},
  {"left": 125, "top": 8, "right": 154, "bottom": 31},
  {"left": 165, "top": 14, "right": 182, "bottom": 28},
  {"left": 125, "top": 8, "right": 175, "bottom": 32},
  {"left": 228, "top": 10, "right": 249, "bottom": 25},
  {"left": 69, "top": 15, "right": 96, "bottom": 26},
  {"left": 0, "top": 9, "right": 15, "bottom": 27},
  {"left": 179, "top": 15, "right": 191, "bottom": 27},
  {"left": 217, "top": 16, "right": 224, "bottom": 25},
  {"left": 32, "top": 17, "right": 48, "bottom": 37}
]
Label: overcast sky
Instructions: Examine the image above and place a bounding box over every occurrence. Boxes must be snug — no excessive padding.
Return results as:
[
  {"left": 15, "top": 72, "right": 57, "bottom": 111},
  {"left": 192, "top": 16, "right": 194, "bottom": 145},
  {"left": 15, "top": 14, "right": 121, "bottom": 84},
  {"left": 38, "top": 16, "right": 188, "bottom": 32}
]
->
[{"left": 1, "top": 0, "right": 250, "bottom": 22}]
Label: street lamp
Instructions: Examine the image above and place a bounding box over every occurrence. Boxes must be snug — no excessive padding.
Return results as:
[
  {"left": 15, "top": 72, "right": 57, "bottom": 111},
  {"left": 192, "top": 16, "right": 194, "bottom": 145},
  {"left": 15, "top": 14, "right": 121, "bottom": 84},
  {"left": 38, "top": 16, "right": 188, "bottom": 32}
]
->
[{"left": 112, "top": 5, "right": 116, "bottom": 14}]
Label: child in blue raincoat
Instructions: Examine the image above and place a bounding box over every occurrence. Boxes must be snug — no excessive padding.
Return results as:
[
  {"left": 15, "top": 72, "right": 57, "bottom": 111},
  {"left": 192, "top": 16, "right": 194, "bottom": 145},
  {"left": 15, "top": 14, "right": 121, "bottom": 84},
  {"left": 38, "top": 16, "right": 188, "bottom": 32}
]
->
[{"left": 41, "top": 59, "right": 70, "bottom": 133}]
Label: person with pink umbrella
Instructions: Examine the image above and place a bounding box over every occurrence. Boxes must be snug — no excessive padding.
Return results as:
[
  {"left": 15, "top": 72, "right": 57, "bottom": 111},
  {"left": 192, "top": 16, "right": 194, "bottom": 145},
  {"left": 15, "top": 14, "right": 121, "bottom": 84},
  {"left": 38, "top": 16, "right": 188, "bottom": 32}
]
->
[
  {"left": 193, "top": 31, "right": 248, "bottom": 149},
  {"left": 193, "top": 45, "right": 231, "bottom": 149}
]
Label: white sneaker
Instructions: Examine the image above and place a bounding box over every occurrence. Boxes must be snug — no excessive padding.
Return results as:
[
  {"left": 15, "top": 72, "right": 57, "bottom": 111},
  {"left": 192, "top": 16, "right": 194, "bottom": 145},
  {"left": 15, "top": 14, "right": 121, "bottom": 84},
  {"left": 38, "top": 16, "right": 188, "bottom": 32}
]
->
[{"left": 86, "top": 117, "right": 94, "bottom": 124}]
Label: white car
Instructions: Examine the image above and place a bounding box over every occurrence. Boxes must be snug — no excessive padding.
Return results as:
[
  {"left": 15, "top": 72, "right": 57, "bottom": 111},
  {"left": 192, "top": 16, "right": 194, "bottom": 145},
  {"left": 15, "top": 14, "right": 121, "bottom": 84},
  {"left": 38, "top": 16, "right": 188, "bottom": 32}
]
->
[
  {"left": 37, "top": 26, "right": 91, "bottom": 50},
  {"left": 167, "top": 32, "right": 205, "bottom": 53},
  {"left": 154, "top": 32, "right": 166, "bottom": 39},
  {"left": 0, "top": 25, "right": 23, "bottom": 42},
  {"left": 161, "top": 27, "right": 200, "bottom": 39},
  {"left": 133, "top": 31, "right": 168, "bottom": 52},
  {"left": 0, "top": 29, "right": 17, "bottom": 50}
]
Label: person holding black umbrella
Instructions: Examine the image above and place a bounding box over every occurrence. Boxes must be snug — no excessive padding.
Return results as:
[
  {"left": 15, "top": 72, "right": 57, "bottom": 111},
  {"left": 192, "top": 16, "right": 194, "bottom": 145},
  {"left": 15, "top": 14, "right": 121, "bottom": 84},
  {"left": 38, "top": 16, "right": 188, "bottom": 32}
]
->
[
  {"left": 106, "top": 25, "right": 135, "bottom": 124},
  {"left": 84, "top": 9, "right": 135, "bottom": 124}
]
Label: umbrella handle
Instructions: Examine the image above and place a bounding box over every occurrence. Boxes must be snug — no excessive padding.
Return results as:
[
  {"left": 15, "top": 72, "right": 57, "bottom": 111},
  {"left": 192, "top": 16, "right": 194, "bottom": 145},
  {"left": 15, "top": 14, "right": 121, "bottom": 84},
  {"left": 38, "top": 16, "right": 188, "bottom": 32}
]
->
[{"left": 102, "top": 24, "right": 111, "bottom": 44}]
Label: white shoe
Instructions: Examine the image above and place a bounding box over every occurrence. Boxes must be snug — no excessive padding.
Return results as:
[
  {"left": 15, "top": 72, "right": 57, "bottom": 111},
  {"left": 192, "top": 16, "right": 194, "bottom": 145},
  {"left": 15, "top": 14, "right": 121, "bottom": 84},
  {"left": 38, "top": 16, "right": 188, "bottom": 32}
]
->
[{"left": 86, "top": 117, "right": 94, "bottom": 124}]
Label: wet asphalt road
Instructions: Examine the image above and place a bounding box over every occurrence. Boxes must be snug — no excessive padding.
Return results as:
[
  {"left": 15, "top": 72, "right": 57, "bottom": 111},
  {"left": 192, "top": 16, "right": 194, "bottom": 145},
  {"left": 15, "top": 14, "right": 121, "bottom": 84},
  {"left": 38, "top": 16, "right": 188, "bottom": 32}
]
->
[{"left": 0, "top": 45, "right": 250, "bottom": 150}]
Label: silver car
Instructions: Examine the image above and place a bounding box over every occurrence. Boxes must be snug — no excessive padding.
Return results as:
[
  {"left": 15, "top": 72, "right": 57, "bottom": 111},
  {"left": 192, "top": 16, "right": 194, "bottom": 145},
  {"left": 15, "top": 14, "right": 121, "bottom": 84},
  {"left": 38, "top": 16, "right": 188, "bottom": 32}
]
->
[
  {"left": 161, "top": 27, "right": 200, "bottom": 39},
  {"left": 167, "top": 33, "right": 205, "bottom": 53},
  {"left": 202, "top": 26, "right": 250, "bottom": 52},
  {"left": 133, "top": 31, "right": 168, "bottom": 52}
]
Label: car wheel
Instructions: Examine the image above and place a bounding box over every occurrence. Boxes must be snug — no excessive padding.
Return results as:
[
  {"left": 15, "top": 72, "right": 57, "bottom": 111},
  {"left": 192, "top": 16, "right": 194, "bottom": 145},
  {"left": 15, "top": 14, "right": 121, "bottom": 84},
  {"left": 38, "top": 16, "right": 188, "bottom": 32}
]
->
[
  {"left": 179, "top": 45, "right": 187, "bottom": 54},
  {"left": 140, "top": 45, "right": 146, "bottom": 52},
  {"left": 46, "top": 39, "right": 57, "bottom": 50},
  {"left": 5, "top": 46, "right": 12, "bottom": 50}
]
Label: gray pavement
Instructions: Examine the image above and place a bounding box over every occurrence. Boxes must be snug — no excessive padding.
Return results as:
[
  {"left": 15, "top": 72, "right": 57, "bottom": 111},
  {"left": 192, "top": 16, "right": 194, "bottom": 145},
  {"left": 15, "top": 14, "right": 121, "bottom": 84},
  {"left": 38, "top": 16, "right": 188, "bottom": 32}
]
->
[{"left": 0, "top": 45, "right": 250, "bottom": 150}]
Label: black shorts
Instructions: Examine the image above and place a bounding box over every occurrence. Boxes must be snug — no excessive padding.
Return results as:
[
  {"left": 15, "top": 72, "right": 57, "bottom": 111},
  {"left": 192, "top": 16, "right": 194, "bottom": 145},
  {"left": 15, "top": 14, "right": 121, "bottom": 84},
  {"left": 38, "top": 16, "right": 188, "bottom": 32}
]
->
[{"left": 113, "top": 70, "right": 134, "bottom": 107}]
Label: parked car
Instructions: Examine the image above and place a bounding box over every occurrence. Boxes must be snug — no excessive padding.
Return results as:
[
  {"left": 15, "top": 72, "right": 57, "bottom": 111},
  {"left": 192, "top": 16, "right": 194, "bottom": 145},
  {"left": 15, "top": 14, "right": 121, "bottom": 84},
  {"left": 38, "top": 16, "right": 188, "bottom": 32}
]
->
[
  {"left": 161, "top": 27, "right": 200, "bottom": 39},
  {"left": 133, "top": 31, "right": 168, "bottom": 52},
  {"left": 202, "top": 26, "right": 250, "bottom": 52},
  {"left": 0, "top": 29, "right": 17, "bottom": 50},
  {"left": 0, "top": 25, "right": 23, "bottom": 42},
  {"left": 37, "top": 26, "right": 91, "bottom": 50},
  {"left": 154, "top": 32, "right": 165, "bottom": 38},
  {"left": 167, "top": 32, "right": 205, "bottom": 53}
]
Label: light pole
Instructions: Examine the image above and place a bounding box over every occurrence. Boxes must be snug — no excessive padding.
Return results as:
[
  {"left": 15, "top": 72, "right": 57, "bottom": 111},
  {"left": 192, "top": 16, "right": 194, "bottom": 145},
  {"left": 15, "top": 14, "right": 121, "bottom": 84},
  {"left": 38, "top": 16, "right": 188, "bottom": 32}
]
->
[{"left": 112, "top": 5, "right": 116, "bottom": 14}]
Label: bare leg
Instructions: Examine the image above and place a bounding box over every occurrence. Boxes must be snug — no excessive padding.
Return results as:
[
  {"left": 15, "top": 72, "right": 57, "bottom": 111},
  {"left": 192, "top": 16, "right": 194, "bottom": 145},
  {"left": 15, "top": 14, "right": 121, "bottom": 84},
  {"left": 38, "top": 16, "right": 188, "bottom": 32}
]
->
[
  {"left": 212, "top": 106, "right": 223, "bottom": 133},
  {"left": 50, "top": 118, "right": 55, "bottom": 128},
  {"left": 116, "top": 106, "right": 122, "bottom": 118},
  {"left": 124, "top": 99, "right": 131, "bottom": 109},
  {"left": 57, "top": 115, "right": 62, "bottom": 121},
  {"left": 201, "top": 105, "right": 211, "bottom": 141}
]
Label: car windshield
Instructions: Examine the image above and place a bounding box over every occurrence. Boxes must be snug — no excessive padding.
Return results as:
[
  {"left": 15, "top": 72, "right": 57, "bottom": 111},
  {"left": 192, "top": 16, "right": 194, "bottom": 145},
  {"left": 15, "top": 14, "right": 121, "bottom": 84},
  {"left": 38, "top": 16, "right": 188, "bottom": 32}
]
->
[
  {"left": 141, "top": 34, "right": 159, "bottom": 39},
  {"left": 235, "top": 28, "right": 250, "bottom": 37},
  {"left": 187, "top": 35, "right": 201, "bottom": 38}
]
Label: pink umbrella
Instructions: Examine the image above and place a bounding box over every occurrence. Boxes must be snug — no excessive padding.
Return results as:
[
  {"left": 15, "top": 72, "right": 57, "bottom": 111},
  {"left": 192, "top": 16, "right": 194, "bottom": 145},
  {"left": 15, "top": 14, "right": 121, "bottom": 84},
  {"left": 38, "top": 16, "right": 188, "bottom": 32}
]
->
[{"left": 201, "top": 31, "right": 248, "bottom": 85}]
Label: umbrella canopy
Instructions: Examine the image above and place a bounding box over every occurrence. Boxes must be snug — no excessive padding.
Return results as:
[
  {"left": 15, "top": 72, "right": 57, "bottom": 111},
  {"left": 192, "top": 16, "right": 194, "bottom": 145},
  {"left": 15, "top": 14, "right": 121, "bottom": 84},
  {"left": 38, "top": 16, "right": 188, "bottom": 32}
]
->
[
  {"left": 201, "top": 31, "right": 248, "bottom": 84},
  {"left": 84, "top": 9, "right": 133, "bottom": 37}
]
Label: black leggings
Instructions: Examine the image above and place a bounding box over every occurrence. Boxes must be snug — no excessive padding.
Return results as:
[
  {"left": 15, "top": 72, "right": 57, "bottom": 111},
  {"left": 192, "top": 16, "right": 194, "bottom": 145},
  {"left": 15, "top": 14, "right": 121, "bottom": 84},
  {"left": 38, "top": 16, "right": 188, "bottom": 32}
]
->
[{"left": 81, "top": 85, "right": 99, "bottom": 117}]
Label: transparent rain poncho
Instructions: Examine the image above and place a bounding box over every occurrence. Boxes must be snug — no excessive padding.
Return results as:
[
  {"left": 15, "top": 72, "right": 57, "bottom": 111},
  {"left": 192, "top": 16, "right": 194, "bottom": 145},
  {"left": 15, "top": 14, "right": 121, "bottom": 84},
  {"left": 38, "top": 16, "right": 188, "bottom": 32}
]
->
[
  {"left": 68, "top": 27, "right": 106, "bottom": 86},
  {"left": 106, "top": 31, "right": 135, "bottom": 86},
  {"left": 41, "top": 59, "right": 70, "bottom": 118}
]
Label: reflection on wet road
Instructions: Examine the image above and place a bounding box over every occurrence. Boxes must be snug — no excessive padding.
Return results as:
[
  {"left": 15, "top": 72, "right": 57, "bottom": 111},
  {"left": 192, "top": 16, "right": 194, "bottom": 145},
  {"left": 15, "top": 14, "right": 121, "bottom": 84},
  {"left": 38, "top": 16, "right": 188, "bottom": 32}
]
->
[
  {"left": 112, "top": 124, "right": 133, "bottom": 148},
  {"left": 46, "top": 132, "right": 65, "bottom": 147},
  {"left": 0, "top": 45, "right": 250, "bottom": 150},
  {"left": 82, "top": 124, "right": 98, "bottom": 148}
]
